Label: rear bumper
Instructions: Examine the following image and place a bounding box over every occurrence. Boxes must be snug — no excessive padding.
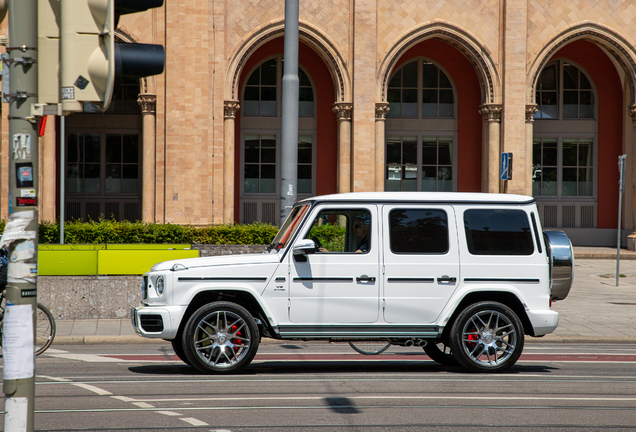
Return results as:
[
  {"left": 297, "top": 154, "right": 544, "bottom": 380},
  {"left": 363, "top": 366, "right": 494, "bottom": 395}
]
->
[
  {"left": 131, "top": 305, "right": 187, "bottom": 340},
  {"left": 526, "top": 309, "right": 559, "bottom": 336}
]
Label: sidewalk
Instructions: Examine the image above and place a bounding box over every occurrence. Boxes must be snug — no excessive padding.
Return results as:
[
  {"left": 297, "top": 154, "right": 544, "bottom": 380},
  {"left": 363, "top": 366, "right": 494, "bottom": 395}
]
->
[{"left": 52, "top": 247, "right": 636, "bottom": 345}]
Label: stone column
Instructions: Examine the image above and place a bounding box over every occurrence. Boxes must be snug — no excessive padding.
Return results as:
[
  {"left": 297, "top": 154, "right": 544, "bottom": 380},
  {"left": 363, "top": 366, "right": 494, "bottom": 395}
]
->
[
  {"left": 374, "top": 102, "right": 390, "bottom": 191},
  {"left": 138, "top": 94, "right": 157, "bottom": 223},
  {"left": 223, "top": 101, "right": 240, "bottom": 223},
  {"left": 478, "top": 104, "right": 502, "bottom": 193},
  {"left": 627, "top": 106, "right": 636, "bottom": 250},
  {"left": 332, "top": 102, "right": 353, "bottom": 193},
  {"left": 525, "top": 104, "right": 538, "bottom": 195}
]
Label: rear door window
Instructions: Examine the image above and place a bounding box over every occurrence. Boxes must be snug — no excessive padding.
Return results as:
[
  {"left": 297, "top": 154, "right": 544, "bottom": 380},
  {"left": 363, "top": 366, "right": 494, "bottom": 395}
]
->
[
  {"left": 389, "top": 208, "right": 448, "bottom": 254},
  {"left": 464, "top": 209, "right": 534, "bottom": 255}
]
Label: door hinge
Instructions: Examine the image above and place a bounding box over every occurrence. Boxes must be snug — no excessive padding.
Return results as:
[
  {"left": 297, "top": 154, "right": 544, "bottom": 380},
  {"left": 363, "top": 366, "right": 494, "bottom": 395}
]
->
[
  {"left": 288, "top": 265, "right": 291, "bottom": 274},
  {"left": 382, "top": 299, "right": 386, "bottom": 310},
  {"left": 382, "top": 265, "right": 385, "bottom": 274}
]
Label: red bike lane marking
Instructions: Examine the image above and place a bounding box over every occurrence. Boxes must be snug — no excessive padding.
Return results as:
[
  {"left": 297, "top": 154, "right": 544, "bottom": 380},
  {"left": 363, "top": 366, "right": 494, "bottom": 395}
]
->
[{"left": 102, "top": 353, "right": 636, "bottom": 362}]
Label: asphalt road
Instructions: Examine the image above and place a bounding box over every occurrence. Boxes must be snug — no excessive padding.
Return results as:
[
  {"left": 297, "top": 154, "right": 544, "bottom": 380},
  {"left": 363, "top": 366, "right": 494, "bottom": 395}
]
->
[{"left": 13, "top": 341, "right": 636, "bottom": 431}]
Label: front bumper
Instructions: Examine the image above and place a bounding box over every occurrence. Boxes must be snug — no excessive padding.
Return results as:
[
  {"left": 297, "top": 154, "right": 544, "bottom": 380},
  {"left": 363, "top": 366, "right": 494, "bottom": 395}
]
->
[
  {"left": 526, "top": 309, "right": 559, "bottom": 336},
  {"left": 131, "top": 305, "right": 188, "bottom": 340}
]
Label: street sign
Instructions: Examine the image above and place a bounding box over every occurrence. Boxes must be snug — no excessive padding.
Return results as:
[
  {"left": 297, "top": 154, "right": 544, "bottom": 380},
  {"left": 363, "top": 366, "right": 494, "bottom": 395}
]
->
[{"left": 500, "top": 152, "right": 513, "bottom": 181}]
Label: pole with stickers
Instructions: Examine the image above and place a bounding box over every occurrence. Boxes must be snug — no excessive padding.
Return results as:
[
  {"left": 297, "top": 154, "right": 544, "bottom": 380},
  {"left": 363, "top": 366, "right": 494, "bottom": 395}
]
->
[{"left": 2, "top": 0, "right": 39, "bottom": 430}]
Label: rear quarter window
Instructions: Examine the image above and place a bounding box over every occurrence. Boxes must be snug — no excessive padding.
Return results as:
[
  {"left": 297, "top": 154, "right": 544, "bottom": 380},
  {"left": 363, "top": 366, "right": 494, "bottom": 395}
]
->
[
  {"left": 389, "top": 209, "right": 448, "bottom": 254},
  {"left": 464, "top": 209, "right": 534, "bottom": 255}
]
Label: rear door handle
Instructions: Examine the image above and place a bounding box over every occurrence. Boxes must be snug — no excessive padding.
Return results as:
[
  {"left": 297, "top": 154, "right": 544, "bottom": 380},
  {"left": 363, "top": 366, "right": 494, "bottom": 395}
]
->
[
  {"left": 437, "top": 276, "right": 457, "bottom": 283},
  {"left": 356, "top": 276, "right": 376, "bottom": 283}
]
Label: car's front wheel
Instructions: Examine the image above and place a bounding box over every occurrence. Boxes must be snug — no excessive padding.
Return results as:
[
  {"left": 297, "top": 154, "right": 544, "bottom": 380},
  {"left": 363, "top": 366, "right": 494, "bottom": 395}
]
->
[
  {"left": 182, "top": 302, "right": 259, "bottom": 374},
  {"left": 449, "top": 301, "right": 524, "bottom": 373}
]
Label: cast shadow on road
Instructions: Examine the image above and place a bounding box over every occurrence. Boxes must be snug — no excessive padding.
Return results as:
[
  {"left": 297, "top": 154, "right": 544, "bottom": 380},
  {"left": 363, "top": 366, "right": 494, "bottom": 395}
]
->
[{"left": 128, "top": 361, "right": 557, "bottom": 376}]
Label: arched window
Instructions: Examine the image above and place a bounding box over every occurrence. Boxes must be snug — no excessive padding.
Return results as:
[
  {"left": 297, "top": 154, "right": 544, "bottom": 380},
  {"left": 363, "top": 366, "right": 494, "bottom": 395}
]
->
[
  {"left": 240, "top": 55, "right": 317, "bottom": 224},
  {"left": 388, "top": 60, "right": 455, "bottom": 118},
  {"left": 533, "top": 60, "right": 597, "bottom": 229},
  {"left": 385, "top": 58, "right": 457, "bottom": 192}
]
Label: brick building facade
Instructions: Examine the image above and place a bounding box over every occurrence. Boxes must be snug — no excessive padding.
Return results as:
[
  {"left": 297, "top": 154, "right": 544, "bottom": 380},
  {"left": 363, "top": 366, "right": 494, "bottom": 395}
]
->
[{"left": 3, "top": 0, "right": 636, "bottom": 247}]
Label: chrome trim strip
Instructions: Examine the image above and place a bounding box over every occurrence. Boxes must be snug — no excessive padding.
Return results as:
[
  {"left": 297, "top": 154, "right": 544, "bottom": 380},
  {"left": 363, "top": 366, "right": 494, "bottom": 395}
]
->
[
  {"left": 387, "top": 278, "right": 435, "bottom": 283},
  {"left": 177, "top": 277, "right": 268, "bottom": 282},
  {"left": 293, "top": 277, "right": 354, "bottom": 282},
  {"left": 463, "top": 278, "right": 540, "bottom": 283}
]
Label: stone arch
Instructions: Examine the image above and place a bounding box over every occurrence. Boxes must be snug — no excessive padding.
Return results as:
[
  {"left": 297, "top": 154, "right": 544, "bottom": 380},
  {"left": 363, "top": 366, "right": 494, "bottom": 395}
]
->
[
  {"left": 528, "top": 22, "right": 636, "bottom": 105},
  {"left": 225, "top": 20, "right": 351, "bottom": 103},
  {"left": 377, "top": 21, "right": 500, "bottom": 105}
]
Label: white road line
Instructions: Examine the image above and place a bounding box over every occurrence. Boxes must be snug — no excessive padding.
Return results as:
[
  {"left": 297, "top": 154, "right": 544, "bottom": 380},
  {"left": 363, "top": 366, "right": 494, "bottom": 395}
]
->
[
  {"left": 111, "top": 396, "right": 136, "bottom": 402},
  {"left": 73, "top": 383, "right": 112, "bottom": 396},
  {"left": 38, "top": 375, "right": 72, "bottom": 382},
  {"left": 132, "top": 402, "right": 155, "bottom": 409},
  {"left": 156, "top": 411, "right": 182, "bottom": 416},
  {"left": 47, "top": 353, "right": 125, "bottom": 363},
  {"left": 180, "top": 417, "right": 209, "bottom": 426}
]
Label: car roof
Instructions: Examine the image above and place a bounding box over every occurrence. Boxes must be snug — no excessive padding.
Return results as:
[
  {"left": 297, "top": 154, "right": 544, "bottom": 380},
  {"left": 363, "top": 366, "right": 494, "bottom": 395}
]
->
[{"left": 298, "top": 192, "right": 535, "bottom": 205}]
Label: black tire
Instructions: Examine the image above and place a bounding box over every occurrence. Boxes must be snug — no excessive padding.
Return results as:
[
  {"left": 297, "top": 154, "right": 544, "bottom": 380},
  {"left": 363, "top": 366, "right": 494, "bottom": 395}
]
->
[
  {"left": 449, "top": 301, "right": 524, "bottom": 373},
  {"left": 423, "top": 340, "right": 459, "bottom": 366},
  {"left": 182, "top": 302, "right": 259, "bottom": 374},
  {"left": 36, "top": 303, "right": 56, "bottom": 356},
  {"left": 171, "top": 336, "right": 191, "bottom": 365}
]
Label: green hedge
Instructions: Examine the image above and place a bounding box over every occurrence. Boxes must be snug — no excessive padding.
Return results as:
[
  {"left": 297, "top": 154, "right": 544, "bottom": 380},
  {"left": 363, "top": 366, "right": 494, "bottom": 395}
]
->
[{"left": 1, "top": 219, "right": 280, "bottom": 245}]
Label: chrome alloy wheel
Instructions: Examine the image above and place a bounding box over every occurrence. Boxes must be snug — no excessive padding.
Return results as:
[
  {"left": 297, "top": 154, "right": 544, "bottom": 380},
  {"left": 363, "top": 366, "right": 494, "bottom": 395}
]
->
[
  {"left": 194, "top": 310, "right": 251, "bottom": 368},
  {"left": 460, "top": 309, "right": 517, "bottom": 368}
]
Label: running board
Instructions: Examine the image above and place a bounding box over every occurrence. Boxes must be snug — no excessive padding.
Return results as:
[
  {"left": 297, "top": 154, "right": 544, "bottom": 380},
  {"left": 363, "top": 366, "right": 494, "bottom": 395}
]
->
[{"left": 278, "top": 324, "right": 441, "bottom": 339}]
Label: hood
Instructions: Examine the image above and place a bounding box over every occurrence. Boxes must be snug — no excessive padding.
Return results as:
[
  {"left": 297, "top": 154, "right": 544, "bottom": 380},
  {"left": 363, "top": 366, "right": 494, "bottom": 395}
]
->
[{"left": 150, "top": 252, "right": 281, "bottom": 272}]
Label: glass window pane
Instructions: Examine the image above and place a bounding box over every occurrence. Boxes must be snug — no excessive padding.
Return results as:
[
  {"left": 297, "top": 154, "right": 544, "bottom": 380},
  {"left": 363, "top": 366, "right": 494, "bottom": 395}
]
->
[
  {"left": 244, "top": 164, "right": 259, "bottom": 193},
  {"left": 532, "top": 140, "right": 541, "bottom": 165},
  {"left": 539, "top": 64, "right": 557, "bottom": 90},
  {"left": 422, "top": 140, "right": 437, "bottom": 165},
  {"left": 122, "top": 135, "right": 138, "bottom": 163},
  {"left": 422, "top": 89, "right": 437, "bottom": 117},
  {"left": 260, "top": 137, "right": 276, "bottom": 163},
  {"left": 438, "top": 140, "right": 452, "bottom": 165},
  {"left": 105, "top": 164, "right": 121, "bottom": 194},
  {"left": 580, "top": 91, "right": 594, "bottom": 118},
  {"left": 244, "top": 86, "right": 259, "bottom": 101},
  {"left": 84, "top": 164, "right": 101, "bottom": 193},
  {"left": 563, "top": 64, "right": 579, "bottom": 89},
  {"left": 422, "top": 62, "right": 438, "bottom": 88},
  {"left": 386, "top": 140, "right": 401, "bottom": 164},
  {"left": 106, "top": 135, "right": 121, "bottom": 163},
  {"left": 260, "top": 101, "right": 276, "bottom": 116},
  {"left": 562, "top": 167, "right": 577, "bottom": 196},
  {"left": 542, "top": 139, "right": 558, "bottom": 166},
  {"left": 387, "top": 88, "right": 401, "bottom": 103},
  {"left": 439, "top": 70, "right": 452, "bottom": 89},
  {"left": 580, "top": 72, "right": 592, "bottom": 89},
  {"left": 243, "top": 100, "right": 258, "bottom": 116},
  {"left": 66, "top": 164, "right": 80, "bottom": 193},
  {"left": 298, "top": 138, "right": 312, "bottom": 164},
  {"left": 385, "top": 166, "right": 402, "bottom": 191},
  {"left": 244, "top": 137, "right": 260, "bottom": 163},
  {"left": 389, "top": 209, "right": 448, "bottom": 254},
  {"left": 402, "top": 89, "right": 417, "bottom": 117},
  {"left": 403, "top": 139, "right": 417, "bottom": 165},
  {"left": 246, "top": 68, "right": 259, "bottom": 85},
  {"left": 260, "top": 59, "right": 277, "bottom": 85},
  {"left": 464, "top": 209, "right": 533, "bottom": 255},
  {"left": 542, "top": 167, "right": 557, "bottom": 196},
  {"left": 299, "top": 101, "right": 314, "bottom": 116},
  {"left": 261, "top": 164, "right": 276, "bottom": 193},
  {"left": 579, "top": 139, "right": 593, "bottom": 166},
  {"left": 67, "top": 135, "right": 79, "bottom": 163},
  {"left": 85, "top": 134, "right": 101, "bottom": 163},
  {"left": 299, "top": 87, "right": 313, "bottom": 102},
  {"left": 439, "top": 90, "right": 454, "bottom": 117},
  {"left": 562, "top": 139, "right": 577, "bottom": 166},
  {"left": 261, "top": 86, "right": 276, "bottom": 101},
  {"left": 402, "top": 61, "right": 418, "bottom": 87},
  {"left": 540, "top": 92, "right": 557, "bottom": 119},
  {"left": 579, "top": 168, "right": 593, "bottom": 196},
  {"left": 388, "top": 103, "right": 400, "bottom": 117},
  {"left": 298, "top": 68, "right": 311, "bottom": 87},
  {"left": 388, "top": 71, "right": 401, "bottom": 88},
  {"left": 421, "top": 166, "right": 436, "bottom": 191},
  {"left": 563, "top": 91, "right": 578, "bottom": 118},
  {"left": 438, "top": 167, "right": 453, "bottom": 191}
]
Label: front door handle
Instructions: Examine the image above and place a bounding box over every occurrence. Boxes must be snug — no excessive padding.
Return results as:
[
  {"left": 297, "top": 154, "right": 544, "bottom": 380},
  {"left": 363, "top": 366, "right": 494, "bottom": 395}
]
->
[
  {"left": 356, "top": 276, "right": 376, "bottom": 283},
  {"left": 437, "top": 275, "right": 457, "bottom": 283}
]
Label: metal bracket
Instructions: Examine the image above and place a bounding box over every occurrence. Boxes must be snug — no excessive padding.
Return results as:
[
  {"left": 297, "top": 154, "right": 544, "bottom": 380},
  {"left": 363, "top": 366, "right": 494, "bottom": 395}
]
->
[
  {"left": 8, "top": 116, "right": 38, "bottom": 124},
  {"left": 31, "top": 104, "right": 62, "bottom": 117},
  {"left": 5, "top": 90, "right": 36, "bottom": 99},
  {"left": 6, "top": 46, "right": 36, "bottom": 52},
  {"left": 3, "top": 56, "right": 36, "bottom": 65}
]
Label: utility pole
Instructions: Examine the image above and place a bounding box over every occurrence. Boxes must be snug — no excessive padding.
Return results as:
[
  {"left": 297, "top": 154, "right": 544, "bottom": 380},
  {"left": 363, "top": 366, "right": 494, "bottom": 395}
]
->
[
  {"left": 280, "top": 0, "right": 299, "bottom": 224},
  {"left": 3, "top": 0, "right": 39, "bottom": 430}
]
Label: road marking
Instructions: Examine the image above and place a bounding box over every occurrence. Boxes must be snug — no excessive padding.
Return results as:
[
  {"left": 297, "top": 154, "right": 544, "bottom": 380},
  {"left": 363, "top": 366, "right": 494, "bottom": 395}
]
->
[
  {"left": 132, "top": 402, "right": 155, "bottom": 409},
  {"left": 73, "top": 383, "right": 112, "bottom": 396},
  {"left": 180, "top": 417, "right": 209, "bottom": 426},
  {"left": 111, "top": 396, "right": 136, "bottom": 402},
  {"left": 156, "top": 411, "right": 181, "bottom": 416}
]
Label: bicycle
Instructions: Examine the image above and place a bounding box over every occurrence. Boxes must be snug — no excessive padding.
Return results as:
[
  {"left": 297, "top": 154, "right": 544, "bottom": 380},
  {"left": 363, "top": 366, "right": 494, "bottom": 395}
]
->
[{"left": 0, "top": 292, "right": 56, "bottom": 356}]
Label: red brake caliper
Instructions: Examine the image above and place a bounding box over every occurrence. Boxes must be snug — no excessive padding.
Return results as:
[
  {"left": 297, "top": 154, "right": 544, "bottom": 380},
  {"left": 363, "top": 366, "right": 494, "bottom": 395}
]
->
[{"left": 230, "top": 324, "right": 243, "bottom": 354}]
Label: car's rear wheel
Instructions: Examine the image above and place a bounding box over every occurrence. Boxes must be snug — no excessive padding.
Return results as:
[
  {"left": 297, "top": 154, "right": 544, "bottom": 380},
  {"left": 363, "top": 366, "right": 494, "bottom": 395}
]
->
[
  {"left": 182, "top": 302, "right": 259, "bottom": 374},
  {"left": 449, "top": 301, "right": 524, "bottom": 373},
  {"left": 423, "top": 340, "right": 458, "bottom": 366}
]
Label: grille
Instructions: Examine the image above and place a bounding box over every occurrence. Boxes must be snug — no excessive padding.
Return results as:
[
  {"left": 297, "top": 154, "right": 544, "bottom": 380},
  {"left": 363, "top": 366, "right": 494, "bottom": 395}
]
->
[
  {"left": 543, "top": 205, "right": 557, "bottom": 227},
  {"left": 581, "top": 205, "right": 594, "bottom": 228},
  {"left": 141, "top": 276, "right": 148, "bottom": 300},
  {"left": 562, "top": 205, "right": 575, "bottom": 228},
  {"left": 140, "top": 314, "right": 164, "bottom": 332}
]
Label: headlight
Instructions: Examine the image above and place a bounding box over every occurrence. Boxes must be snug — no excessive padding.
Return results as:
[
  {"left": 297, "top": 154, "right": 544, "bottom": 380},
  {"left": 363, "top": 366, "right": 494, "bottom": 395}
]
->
[{"left": 155, "top": 276, "right": 164, "bottom": 296}]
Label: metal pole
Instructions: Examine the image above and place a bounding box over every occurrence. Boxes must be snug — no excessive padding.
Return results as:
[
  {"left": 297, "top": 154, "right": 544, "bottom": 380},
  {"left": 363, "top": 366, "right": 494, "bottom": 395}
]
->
[
  {"left": 616, "top": 154, "right": 626, "bottom": 287},
  {"left": 60, "top": 115, "right": 65, "bottom": 244},
  {"left": 3, "top": 0, "right": 39, "bottom": 430},
  {"left": 280, "top": 0, "right": 299, "bottom": 225}
]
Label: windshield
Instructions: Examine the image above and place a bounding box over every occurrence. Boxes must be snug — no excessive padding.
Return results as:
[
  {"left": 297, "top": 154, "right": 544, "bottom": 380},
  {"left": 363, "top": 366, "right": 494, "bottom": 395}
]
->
[{"left": 269, "top": 204, "right": 310, "bottom": 251}]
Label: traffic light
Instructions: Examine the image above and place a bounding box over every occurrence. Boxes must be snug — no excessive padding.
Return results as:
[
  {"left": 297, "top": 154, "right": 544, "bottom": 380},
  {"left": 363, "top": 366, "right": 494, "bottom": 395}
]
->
[{"left": 60, "top": 0, "right": 165, "bottom": 113}]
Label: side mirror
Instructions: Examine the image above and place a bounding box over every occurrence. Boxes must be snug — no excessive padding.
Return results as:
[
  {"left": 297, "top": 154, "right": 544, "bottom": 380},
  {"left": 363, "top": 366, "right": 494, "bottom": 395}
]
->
[{"left": 293, "top": 239, "right": 316, "bottom": 255}]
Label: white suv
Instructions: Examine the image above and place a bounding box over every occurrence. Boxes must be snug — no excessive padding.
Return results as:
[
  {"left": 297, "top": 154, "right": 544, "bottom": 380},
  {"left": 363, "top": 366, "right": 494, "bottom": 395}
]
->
[{"left": 132, "top": 192, "right": 573, "bottom": 373}]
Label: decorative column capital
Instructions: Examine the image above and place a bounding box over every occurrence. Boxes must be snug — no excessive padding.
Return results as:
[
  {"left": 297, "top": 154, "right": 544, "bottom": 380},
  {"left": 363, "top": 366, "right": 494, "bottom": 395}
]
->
[
  {"left": 525, "top": 104, "right": 538, "bottom": 122},
  {"left": 478, "top": 104, "right": 502, "bottom": 122},
  {"left": 137, "top": 94, "right": 157, "bottom": 114},
  {"left": 332, "top": 102, "right": 353, "bottom": 120},
  {"left": 223, "top": 100, "right": 240, "bottom": 119},
  {"left": 375, "top": 102, "right": 390, "bottom": 120},
  {"left": 629, "top": 105, "right": 636, "bottom": 123}
]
